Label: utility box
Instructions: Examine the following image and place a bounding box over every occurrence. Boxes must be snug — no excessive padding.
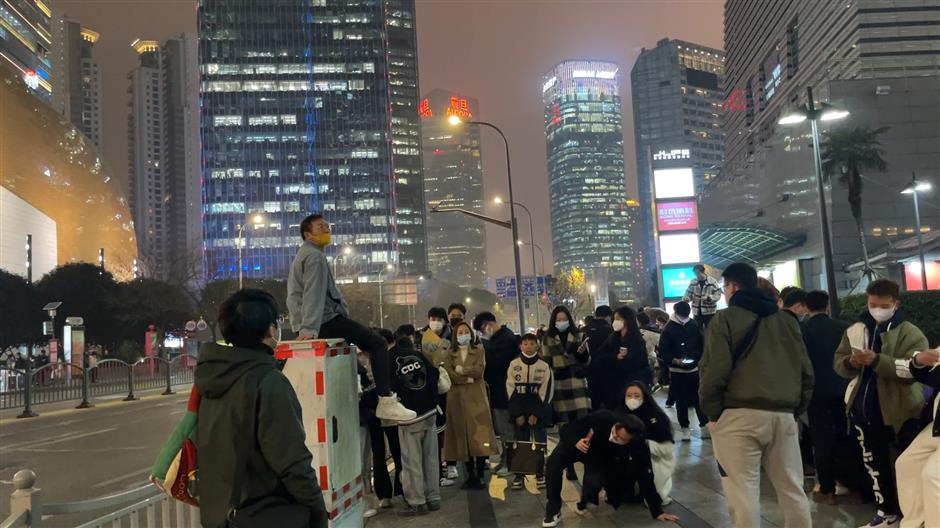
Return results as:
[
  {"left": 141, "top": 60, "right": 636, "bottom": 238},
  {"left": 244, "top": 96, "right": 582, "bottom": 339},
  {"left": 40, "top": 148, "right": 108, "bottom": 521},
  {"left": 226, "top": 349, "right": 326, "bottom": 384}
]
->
[{"left": 276, "top": 339, "right": 364, "bottom": 527}]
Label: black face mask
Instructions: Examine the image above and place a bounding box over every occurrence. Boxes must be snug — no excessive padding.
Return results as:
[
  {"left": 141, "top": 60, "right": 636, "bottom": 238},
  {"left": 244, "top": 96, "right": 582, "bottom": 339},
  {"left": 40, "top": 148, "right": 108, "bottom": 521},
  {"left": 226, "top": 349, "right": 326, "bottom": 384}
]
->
[{"left": 449, "top": 317, "right": 463, "bottom": 328}]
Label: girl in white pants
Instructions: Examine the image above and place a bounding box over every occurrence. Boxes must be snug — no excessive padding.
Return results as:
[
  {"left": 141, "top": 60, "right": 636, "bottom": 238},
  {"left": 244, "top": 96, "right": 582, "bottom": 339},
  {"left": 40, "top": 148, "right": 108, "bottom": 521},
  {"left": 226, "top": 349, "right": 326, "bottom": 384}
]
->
[{"left": 896, "top": 349, "right": 939, "bottom": 528}]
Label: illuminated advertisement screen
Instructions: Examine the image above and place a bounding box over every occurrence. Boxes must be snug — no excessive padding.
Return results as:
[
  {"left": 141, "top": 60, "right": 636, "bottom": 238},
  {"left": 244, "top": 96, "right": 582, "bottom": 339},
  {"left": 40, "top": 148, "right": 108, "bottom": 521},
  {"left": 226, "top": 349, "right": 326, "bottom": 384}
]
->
[
  {"left": 654, "top": 168, "right": 694, "bottom": 199},
  {"left": 657, "top": 201, "right": 698, "bottom": 232},
  {"left": 662, "top": 266, "right": 696, "bottom": 299},
  {"left": 659, "top": 233, "right": 700, "bottom": 265}
]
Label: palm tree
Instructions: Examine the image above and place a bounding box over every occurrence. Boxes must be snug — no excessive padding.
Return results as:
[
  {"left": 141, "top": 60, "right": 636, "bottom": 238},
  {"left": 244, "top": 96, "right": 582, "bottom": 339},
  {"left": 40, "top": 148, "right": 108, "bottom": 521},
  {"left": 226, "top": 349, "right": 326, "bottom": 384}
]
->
[{"left": 821, "top": 126, "right": 890, "bottom": 278}]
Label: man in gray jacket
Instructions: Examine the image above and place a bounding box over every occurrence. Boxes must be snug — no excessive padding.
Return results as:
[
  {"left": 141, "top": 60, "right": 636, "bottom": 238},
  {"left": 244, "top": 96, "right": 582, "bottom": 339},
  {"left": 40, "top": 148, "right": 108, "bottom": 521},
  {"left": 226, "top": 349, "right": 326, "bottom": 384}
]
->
[{"left": 288, "top": 213, "right": 415, "bottom": 422}]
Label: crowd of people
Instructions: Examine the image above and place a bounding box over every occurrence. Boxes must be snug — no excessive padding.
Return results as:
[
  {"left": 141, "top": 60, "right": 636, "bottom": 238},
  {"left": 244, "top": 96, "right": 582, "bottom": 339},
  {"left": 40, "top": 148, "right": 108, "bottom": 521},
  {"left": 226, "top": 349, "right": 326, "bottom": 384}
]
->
[{"left": 187, "top": 213, "right": 939, "bottom": 528}]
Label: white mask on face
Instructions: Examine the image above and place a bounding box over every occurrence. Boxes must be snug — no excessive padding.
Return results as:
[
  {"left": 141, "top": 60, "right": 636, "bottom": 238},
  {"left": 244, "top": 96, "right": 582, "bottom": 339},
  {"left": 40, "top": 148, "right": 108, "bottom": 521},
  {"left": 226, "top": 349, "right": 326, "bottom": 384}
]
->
[
  {"left": 625, "top": 397, "right": 643, "bottom": 411},
  {"left": 457, "top": 334, "right": 472, "bottom": 346},
  {"left": 556, "top": 321, "right": 570, "bottom": 332},
  {"left": 869, "top": 306, "right": 896, "bottom": 323},
  {"left": 608, "top": 427, "right": 628, "bottom": 445},
  {"left": 612, "top": 320, "right": 625, "bottom": 332},
  {"left": 429, "top": 320, "right": 444, "bottom": 333}
]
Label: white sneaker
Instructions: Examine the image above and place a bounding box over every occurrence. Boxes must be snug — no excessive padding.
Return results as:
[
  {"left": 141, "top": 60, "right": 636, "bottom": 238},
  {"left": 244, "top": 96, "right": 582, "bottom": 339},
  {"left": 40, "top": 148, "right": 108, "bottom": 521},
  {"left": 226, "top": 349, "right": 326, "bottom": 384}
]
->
[
  {"left": 681, "top": 428, "right": 691, "bottom": 442},
  {"left": 364, "top": 508, "right": 378, "bottom": 519},
  {"left": 859, "top": 514, "right": 900, "bottom": 528},
  {"left": 446, "top": 465, "right": 459, "bottom": 480},
  {"left": 542, "top": 512, "right": 562, "bottom": 528},
  {"left": 835, "top": 481, "right": 850, "bottom": 496},
  {"left": 379, "top": 498, "right": 393, "bottom": 509},
  {"left": 376, "top": 393, "right": 417, "bottom": 422},
  {"left": 440, "top": 477, "right": 456, "bottom": 487}
]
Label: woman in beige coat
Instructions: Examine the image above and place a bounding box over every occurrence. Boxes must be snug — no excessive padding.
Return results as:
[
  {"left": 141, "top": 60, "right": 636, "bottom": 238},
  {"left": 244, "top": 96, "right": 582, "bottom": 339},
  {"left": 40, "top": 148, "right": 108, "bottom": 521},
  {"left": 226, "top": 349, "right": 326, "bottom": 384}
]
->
[{"left": 442, "top": 321, "right": 497, "bottom": 490}]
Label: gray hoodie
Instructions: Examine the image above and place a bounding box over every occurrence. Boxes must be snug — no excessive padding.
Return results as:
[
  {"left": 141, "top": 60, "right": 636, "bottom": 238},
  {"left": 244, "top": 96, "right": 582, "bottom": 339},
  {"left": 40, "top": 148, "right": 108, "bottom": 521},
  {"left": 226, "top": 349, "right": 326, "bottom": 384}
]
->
[{"left": 287, "top": 241, "right": 349, "bottom": 335}]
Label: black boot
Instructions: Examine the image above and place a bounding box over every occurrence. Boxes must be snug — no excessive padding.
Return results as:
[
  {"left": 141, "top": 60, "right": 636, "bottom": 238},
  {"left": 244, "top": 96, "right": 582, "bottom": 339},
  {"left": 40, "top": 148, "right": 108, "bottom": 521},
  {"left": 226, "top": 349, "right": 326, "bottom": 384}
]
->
[
  {"left": 461, "top": 462, "right": 477, "bottom": 490},
  {"left": 474, "top": 457, "right": 487, "bottom": 489}
]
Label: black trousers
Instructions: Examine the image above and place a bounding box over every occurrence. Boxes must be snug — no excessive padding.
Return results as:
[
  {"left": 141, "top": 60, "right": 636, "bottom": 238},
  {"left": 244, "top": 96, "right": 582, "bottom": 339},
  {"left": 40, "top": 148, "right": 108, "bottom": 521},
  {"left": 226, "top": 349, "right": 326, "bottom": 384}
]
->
[
  {"left": 546, "top": 444, "right": 583, "bottom": 516},
  {"left": 370, "top": 423, "right": 403, "bottom": 499},
  {"left": 671, "top": 371, "right": 707, "bottom": 428},
  {"left": 807, "top": 397, "right": 845, "bottom": 493},
  {"left": 854, "top": 422, "right": 900, "bottom": 516},
  {"left": 319, "top": 315, "right": 390, "bottom": 396},
  {"left": 694, "top": 313, "right": 714, "bottom": 330}
]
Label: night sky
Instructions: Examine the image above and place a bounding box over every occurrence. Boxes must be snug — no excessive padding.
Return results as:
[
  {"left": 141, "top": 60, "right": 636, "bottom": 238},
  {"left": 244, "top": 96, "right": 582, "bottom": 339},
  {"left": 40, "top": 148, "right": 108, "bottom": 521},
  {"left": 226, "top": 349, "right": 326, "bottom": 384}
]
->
[{"left": 54, "top": 0, "right": 723, "bottom": 281}]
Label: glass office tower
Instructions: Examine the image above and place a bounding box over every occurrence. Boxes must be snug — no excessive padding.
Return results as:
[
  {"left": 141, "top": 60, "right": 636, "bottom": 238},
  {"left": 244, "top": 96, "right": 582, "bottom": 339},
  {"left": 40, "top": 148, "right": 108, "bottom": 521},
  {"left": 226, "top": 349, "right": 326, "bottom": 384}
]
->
[
  {"left": 198, "top": 0, "right": 426, "bottom": 282},
  {"left": 542, "top": 60, "right": 638, "bottom": 304}
]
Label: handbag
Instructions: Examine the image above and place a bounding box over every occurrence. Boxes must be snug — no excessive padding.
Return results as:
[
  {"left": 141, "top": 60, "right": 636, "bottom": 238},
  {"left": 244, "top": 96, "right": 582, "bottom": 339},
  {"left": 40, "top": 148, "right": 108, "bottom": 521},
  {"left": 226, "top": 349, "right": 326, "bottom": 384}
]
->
[
  {"left": 150, "top": 386, "right": 200, "bottom": 505},
  {"left": 437, "top": 365, "right": 451, "bottom": 394},
  {"left": 505, "top": 431, "right": 546, "bottom": 475}
]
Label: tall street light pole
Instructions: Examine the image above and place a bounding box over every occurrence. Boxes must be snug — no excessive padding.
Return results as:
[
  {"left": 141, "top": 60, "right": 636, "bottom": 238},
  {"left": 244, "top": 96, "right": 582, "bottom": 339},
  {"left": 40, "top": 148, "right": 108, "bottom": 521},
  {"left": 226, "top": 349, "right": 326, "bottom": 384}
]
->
[
  {"left": 496, "top": 197, "right": 540, "bottom": 330},
  {"left": 450, "top": 116, "right": 525, "bottom": 332},
  {"left": 901, "top": 172, "right": 932, "bottom": 290},
  {"left": 377, "top": 264, "right": 394, "bottom": 326},
  {"left": 778, "top": 86, "right": 849, "bottom": 317},
  {"left": 237, "top": 214, "right": 264, "bottom": 289}
]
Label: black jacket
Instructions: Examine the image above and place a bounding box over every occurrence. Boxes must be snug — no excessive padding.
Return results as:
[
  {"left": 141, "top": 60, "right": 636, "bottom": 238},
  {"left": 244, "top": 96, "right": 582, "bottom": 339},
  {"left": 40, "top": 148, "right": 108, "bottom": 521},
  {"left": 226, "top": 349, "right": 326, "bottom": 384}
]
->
[
  {"left": 909, "top": 354, "right": 940, "bottom": 437},
  {"left": 658, "top": 318, "right": 704, "bottom": 372},
  {"left": 597, "top": 331, "right": 653, "bottom": 388},
  {"left": 801, "top": 313, "right": 849, "bottom": 403},
  {"left": 195, "top": 343, "right": 328, "bottom": 528},
  {"left": 483, "top": 326, "right": 519, "bottom": 409},
  {"left": 584, "top": 318, "right": 614, "bottom": 376},
  {"left": 388, "top": 339, "right": 440, "bottom": 424},
  {"left": 617, "top": 402, "right": 673, "bottom": 444}
]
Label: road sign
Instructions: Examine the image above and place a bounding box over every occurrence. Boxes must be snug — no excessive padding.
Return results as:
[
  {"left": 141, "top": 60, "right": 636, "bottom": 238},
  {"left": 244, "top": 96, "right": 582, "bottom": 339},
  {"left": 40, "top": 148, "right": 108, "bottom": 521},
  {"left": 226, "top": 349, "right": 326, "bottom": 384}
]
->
[
  {"left": 494, "top": 276, "right": 546, "bottom": 299},
  {"left": 65, "top": 316, "right": 84, "bottom": 326},
  {"left": 42, "top": 321, "right": 53, "bottom": 335}
]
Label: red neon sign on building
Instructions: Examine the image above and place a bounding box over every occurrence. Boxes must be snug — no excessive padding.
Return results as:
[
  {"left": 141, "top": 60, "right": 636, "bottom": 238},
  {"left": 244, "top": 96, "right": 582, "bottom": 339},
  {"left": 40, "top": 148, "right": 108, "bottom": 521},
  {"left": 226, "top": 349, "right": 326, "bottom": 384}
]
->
[
  {"left": 418, "top": 98, "right": 432, "bottom": 118},
  {"left": 724, "top": 89, "right": 746, "bottom": 111},
  {"left": 446, "top": 96, "right": 472, "bottom": 119}
]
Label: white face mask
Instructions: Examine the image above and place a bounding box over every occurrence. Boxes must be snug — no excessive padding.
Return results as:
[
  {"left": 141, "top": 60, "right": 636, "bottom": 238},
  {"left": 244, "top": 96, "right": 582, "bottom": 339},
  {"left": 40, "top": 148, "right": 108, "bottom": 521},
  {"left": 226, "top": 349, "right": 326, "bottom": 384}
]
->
[
  {"left": 869, "top": 306, "right": 896, "bottom": 323},
  {"left": 556, "top": 321, "right": 570, "bottom": 332},
  {"left": 457, "top": 334, "right": 471, "bottom": 346},
  {"left": 612, "top": 320, "right": 625, "bottom": 332},
  {"left": 625, "top": 397, "right": 643, "bottom": 411},
  {"left": 608, "top": 426, "right": 628, "bottom": 445},
  {"left": 677, "top": 315, "right": 691, "bottom": 324},
  {"left": 429, "top": 320, "right": 444, "bottom": 333}
]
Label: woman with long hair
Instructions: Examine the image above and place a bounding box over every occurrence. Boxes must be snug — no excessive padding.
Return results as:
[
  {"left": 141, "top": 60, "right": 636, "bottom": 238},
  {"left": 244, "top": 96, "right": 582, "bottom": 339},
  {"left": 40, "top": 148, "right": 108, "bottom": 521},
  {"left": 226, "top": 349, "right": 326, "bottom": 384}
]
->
[
  {"left": 442, "top": 321, "right": 498, "bottom": 490},
  {"left": 541, "top": 305, "right": 592, "bottom": 481},
  {"left": 619, "top": 381, "right": 676, "bottom": 505},
  {"left": 596, "top": 306, "right": 653, "bottom": 410}
]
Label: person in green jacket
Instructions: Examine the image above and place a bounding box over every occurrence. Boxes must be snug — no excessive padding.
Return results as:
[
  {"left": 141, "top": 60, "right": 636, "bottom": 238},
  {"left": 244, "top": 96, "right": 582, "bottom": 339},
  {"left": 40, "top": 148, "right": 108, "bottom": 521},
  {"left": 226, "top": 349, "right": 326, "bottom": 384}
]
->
[
  {"left": 699, "top": 262, "right": 813, "bottom": 528},
  {"left": 833, "top": 279, "right": 927, "bottom": 528},
  {"left": 195, "top": 289, "right": 328, "bottom": 528}
]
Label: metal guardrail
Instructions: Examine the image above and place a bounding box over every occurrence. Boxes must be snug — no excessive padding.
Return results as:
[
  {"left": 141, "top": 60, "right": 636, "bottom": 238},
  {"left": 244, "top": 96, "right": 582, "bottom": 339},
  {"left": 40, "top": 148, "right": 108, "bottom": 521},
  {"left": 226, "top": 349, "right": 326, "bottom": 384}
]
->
[
  {"left": 0, "top": 356, "right": 196, "bottom": 416},
  {"left": 1, "top": 470, "right": 199, "bottom": 528}
]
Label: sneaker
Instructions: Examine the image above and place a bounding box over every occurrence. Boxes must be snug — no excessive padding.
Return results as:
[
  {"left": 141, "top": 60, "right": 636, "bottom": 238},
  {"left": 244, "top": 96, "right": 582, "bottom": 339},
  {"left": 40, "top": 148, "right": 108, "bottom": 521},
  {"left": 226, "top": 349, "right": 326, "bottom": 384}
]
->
[
  {"left": 427, "top": 501, "right": 441, "bottom": 512},
  {"left": 565, "top": 468, "right": 578, "bottom": 481},
  {"left": 542, "top": 512, "right": 562, "bottom": 528},
  {"left": 446, "top": 465, "right": 459, "bottom": 480},
  {"left": 379, "top": 498, "right": 393, "bottom": 509},
  {"left": 859, "top": 514, "right": 900, "bottom": 528},
  {"left": 700, "top": 426, "right": 711, "bottom": 440},
  {"left": 398, "top": 503, "right": 428, "bottom": 517},
  {"left": 536, "top": 475, "right": 546, "bottom": 489},
  {"left": 813, "top": 491, "right": 838, "bottom": 506},
  {"left": 512, "top": 475, "right": 525, "bottom": 490},
  {"left": 364, "top": 508, "right": 378, "bottom": 519},
  {"left": 574, "top": 502, "right": 589, "bottom": 516},
  {"left": 376, "top": 394, "right": 417, "bottom": 422},
  {"left": 440, "top": 477, "right": 456, "bottom": 487},
  {"left": 496, "top": 466, "right": 511, "bottom": 478},
  {"left": 681, "top": 428, "right": 691, "bottom": 442}
]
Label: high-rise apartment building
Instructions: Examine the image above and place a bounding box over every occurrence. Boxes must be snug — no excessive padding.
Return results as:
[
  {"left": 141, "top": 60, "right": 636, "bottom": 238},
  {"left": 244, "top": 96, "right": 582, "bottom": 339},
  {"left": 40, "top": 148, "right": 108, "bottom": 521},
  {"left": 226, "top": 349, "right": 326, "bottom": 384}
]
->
[
  {"left": 198, "top": 0, "right": 426, "bottom": 283},
  {"left": 128, "top": 35, "right": 201, "bottom": 285},
  {"left": 542, "top": 60, "right": 638, "bottom": 303},
  {"left": 51, "top": 12, "right": 102, "bottom": 146},
  {"left": 631, "top": 38, "right": 724, "bottom": 301},
  {"left": 420, "top": 90, "right": 487, "bottom": 289},
  {"left": 0, "top": 0, "right": 52, "bottom": 102}
]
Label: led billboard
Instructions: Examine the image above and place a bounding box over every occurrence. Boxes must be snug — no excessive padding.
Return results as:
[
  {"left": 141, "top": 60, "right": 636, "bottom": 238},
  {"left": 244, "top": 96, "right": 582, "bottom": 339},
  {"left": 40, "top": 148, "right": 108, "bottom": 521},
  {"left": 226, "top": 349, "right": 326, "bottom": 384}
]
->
[
  {"left": 659, "top": 233, "right": 700, "bottom": 265},
  {"left": 653, "top": 168, "right": 694, "bottom": 199},
  {"left": 662, "top": 266, "right": 696, "bottom": 299},
  {"left": 657, "top": 201, "right": 698, "bottom": 232}
]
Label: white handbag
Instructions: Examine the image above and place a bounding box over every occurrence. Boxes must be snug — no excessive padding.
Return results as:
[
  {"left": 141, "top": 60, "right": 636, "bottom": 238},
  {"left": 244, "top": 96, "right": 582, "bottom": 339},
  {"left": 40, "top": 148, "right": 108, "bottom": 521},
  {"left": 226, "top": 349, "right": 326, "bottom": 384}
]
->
[{"left": 437, "top": 366, "right": 451, "bottom": 394}]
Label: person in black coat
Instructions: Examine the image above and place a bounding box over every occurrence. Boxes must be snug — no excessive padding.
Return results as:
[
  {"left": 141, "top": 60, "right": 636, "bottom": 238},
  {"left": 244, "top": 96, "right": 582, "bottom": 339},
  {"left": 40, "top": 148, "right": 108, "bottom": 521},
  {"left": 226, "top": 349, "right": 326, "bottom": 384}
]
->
[
  {"left": 593, "top": 307, "right": 653, "bottom": 411},
  {"left": 541, "top": 411, "right": 679, "bottom": 527},
  {"left": 618, "top": 382, "right": 676, "bottom": 503},
  {"left": 895, "top": 346, "right": 939, "bottom": 527},
  {"left": 658, "top": 302, "right": 707, "bottom": 441},
  {"left": 583, "top": 306, "right": 614, "bottom": 411},
  {"left": 473, "top": 311, "right": 519, "bottom": 472}
]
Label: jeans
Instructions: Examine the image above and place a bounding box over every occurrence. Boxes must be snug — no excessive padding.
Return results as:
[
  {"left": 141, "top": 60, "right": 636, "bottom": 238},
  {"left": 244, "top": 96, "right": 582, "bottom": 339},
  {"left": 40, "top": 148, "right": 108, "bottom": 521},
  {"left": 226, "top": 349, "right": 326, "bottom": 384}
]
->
[
  {"left": 319, "top": 315, "right": 390, "bottom": 396},
  {"left": 398, "top": 415, "right": 441, "bottom": 506}
]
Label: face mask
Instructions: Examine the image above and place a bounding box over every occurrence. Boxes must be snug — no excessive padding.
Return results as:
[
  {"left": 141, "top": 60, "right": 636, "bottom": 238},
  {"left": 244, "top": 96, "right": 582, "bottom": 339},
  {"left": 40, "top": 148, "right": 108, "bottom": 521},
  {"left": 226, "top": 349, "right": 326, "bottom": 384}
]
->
[
  {"left": 429, "top": 320, "right": 444, "bottom": 333},
  {"left": 677, "top": 316, "right": 691, "bottom": 324},
  {"left": 625, "top": 397, "right": 643, "bottom": 411},
  {"left": 457, "top": 334, "right": 472, "bottom": 346},
  {"left": 481, "top": 324, "right": 495, "bottom": 340},
  {"left": 556, "top": 321, "right": 570, "bottom": 332},
  {"left": 450, "top": 317, "right": 463, "bottom": 328},
  {"left": 870, "top": 306, "right": 896, "bottom": 323},
  {"left": 609, "top": 427, "right": 628, "bottom": 445},
  {"left": 309, "top": 232, "right": 331, "bottom": 247},
  {"left": 612, "top": 320, "right": 625, "bottom": 332}
]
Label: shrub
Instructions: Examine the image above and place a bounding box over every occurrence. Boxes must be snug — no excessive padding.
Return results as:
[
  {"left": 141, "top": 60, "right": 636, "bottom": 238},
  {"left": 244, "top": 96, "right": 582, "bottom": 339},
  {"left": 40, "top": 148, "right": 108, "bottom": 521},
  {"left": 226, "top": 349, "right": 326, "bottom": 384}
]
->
[{"left": 840, "top": 290, "right": 940, "bottom": 347}]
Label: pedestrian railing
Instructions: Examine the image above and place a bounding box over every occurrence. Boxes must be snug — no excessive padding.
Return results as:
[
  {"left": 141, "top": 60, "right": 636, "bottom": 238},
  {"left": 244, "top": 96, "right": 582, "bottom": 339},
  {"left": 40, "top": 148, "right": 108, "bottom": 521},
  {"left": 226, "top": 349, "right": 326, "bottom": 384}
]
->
[
  {"left": 1, "top": 469, "right": 199, "bottom": 528},
  {"left": 0, "top": 355, "right": 197, "bottom": 416}
]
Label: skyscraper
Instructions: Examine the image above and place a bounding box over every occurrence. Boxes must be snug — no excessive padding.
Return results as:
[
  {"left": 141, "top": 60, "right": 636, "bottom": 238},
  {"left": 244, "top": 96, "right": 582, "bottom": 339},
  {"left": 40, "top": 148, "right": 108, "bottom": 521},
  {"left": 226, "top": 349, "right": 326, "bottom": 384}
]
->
[
  {"left": 128, "top": 35, "right": 201, "bottom": 285},
  {"left": 198, "top": 0, "right": 426, "bottom": 284},
  {"left": 542, "top": 60, "right": 637, "bottom": 304},
  {"left": 420, "top": 90, "right": 487, "bottom": 289},
  {"left": 631, "top": 39, "right": 724, "bottom": 301},
  {"left": 0, "top": 0, "right": 52, "bottom": 102},
  {"left": 51, "top": 12, "right": 102, "bottom": 146}
]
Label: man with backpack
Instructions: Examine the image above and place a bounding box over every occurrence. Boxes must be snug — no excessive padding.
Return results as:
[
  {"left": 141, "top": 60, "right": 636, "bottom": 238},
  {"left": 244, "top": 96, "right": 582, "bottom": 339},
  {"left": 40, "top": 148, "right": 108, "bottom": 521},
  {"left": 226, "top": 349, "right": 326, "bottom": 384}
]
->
[
  {"left": 195, "top": 289, "right": 328, "bottom": 528},
  {"left": 699, "top": 263, "right": 814, "bottom": 528}
]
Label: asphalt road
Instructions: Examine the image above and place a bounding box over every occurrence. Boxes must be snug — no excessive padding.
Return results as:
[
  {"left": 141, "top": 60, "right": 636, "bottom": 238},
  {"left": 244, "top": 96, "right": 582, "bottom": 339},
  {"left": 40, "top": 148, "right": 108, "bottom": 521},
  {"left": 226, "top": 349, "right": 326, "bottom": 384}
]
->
[{"left": 0, "top": 388, "right": 191, "bottom": 526}]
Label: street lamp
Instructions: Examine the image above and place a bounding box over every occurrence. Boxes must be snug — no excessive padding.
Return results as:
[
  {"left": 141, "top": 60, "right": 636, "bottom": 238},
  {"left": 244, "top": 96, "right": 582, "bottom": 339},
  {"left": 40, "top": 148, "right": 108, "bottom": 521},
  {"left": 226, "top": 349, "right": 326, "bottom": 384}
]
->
[
  {"left": 498, "top": 196, "right": 541, "bottom": 329},
  {"left": 237, "top": 213, "right": 265, "bottom": 289},
  {"left": 449, "top": 115, "right": 525, "bottom": 333},
  {"left": 377, "top": 264, "right": 394, "bottom": 326},
  {"left": 334, "top": 246, "right": 354, "bottom": 278},
  {"left": 778, "top": 86, "right": 849, "bottom": 317},
  {"left": 901, "top": 172, "right": 932, "bottom": 290}
]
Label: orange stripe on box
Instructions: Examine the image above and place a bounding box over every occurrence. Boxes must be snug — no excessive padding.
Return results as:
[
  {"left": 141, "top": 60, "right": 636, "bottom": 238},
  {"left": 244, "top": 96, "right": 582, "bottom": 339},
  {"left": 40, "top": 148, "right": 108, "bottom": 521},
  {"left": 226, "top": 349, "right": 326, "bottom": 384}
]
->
[
  {"left": 319, "top": 466, "right": 328, "bottom": 490},
  {"left": 356, "top": 490, "right": 363, "bottom": 500},
  {"left": 355, "top": 474, "right": 362, "bottom": 485},
  {"left": 315, "top": 346, "right": 326, "bottom": 356},
  {"left": 315, "top": 371, "right": 324, "bottom": 395},
  {"left": 330, "top": 348, "right": 338, "bottom": 357},
  {"left": 317, "top": 418, "right": 327, "bottom": 443},
  {"left": 342, "top": 482, "right": 350, "bottom": 494},
  {"left": 344, "top": 498, "right": 352, "bottom": 509},
  {"left": 329, "top": 509, "right": 338, "bottom": 520}
]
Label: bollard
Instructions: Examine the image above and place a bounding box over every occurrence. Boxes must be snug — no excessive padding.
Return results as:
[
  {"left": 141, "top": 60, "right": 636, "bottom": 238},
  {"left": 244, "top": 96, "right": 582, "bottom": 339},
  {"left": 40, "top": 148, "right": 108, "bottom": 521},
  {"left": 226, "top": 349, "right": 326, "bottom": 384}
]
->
[
  {"left": 123, "top": 363, "right": 138, "bottom": 401},
  {"left": 17, "top": 353, "right": 38, "bottom": 419},
  {"left": 76, "top": 356, "right": 93, "bottom": 409},
  {"left": 162, "top": 357, "right": 175, "bottom": 396},
  {"left": 9, "top": 469, "right": 42, "bottom": 528}
]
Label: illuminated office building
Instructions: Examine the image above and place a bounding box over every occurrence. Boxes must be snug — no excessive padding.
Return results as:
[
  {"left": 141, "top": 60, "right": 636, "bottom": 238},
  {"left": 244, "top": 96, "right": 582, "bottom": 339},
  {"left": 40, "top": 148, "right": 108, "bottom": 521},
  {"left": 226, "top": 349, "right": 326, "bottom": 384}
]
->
[
  {"left": 0, "top": 0, "right": 53, "bottom": 102},
  {"left": 542, "top": 60, "right": 638, "bottom": 304},
  {"left": 198, "top": 0, "right": 426, "bottom": 282},
  {"left": 50, "top": 12, "right": 101, "bottom": 146},
  {"left": 420, "top": 90, "right": 487, "bottom": 289}
]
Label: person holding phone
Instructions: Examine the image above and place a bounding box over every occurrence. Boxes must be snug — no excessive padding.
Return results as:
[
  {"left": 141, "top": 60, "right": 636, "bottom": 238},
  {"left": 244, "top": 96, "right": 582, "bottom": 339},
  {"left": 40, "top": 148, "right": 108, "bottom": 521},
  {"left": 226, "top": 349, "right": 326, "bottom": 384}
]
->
[
  {"left": 896, "top": 347, "right": 940, "bottom": 528},
  {"left": 658, "top": 301, "right": 708, "bottom": 441}
]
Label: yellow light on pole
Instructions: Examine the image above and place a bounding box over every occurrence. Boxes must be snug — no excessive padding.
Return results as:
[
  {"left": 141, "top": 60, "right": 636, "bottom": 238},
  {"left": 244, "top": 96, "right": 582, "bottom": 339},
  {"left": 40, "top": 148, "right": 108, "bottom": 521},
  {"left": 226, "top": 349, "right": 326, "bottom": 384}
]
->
[
  {"left": 448, "top": 115, "right": 462, "bottom": 126},
  {"left": 493, "top": 196, "right": 504, "bottom": 204},
  {"left": 252, "top": 214, "right": 264, "bottom": 224}
]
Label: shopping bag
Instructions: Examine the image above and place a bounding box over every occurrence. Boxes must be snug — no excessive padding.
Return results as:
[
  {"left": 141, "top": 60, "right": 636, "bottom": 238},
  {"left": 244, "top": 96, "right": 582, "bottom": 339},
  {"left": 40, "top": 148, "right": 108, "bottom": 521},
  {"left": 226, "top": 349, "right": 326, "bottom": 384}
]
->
[{"left": 506, "top": 435, "right": 546, "bottom": 475}]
